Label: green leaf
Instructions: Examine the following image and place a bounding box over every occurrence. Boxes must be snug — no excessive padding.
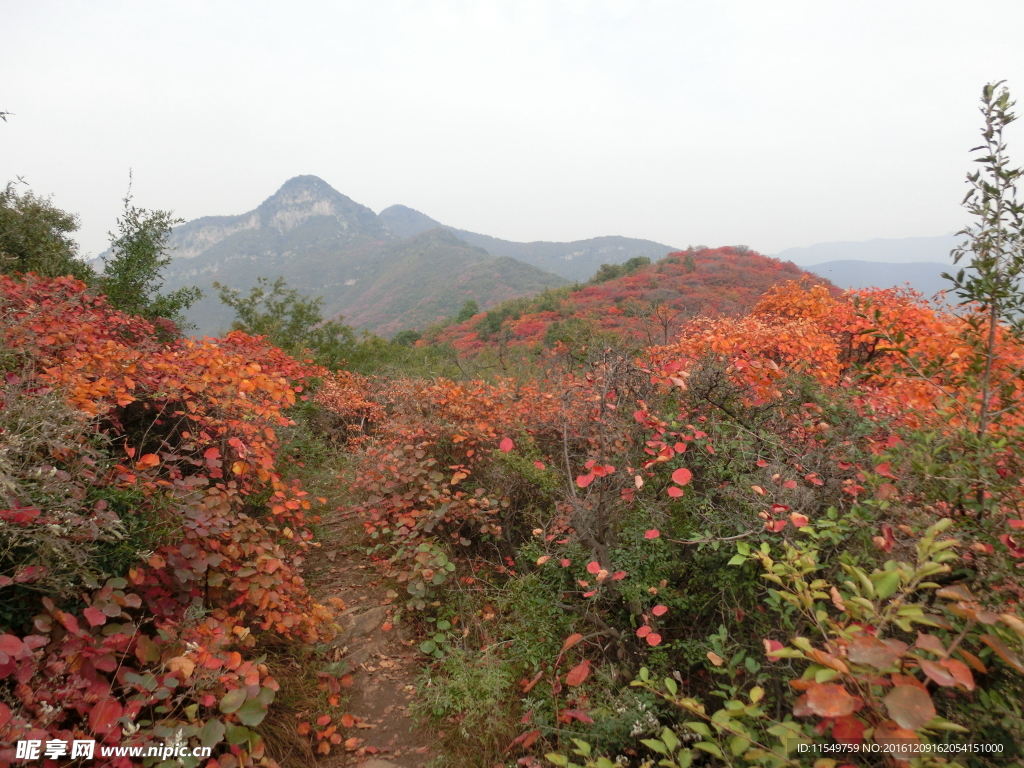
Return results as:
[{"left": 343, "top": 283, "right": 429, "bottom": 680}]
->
[
  {"left": 729, "top": 735, "right": 750, "bottom": 756},
  {"left": 199, "top": 719, "right": 226, "bottom": 748},
  {"left": 226, "top": 724, "right": 251, "bottom": 745},
  {"left": 545, "top": 756, "right": 569, "bottom": 767},
  {"left": 234, "top": 699, "right": 268, "bottom": 727},
  {"left": 218, "top": 687, "right": 247, "bottom": 714},
  {"left": 727, "top": 554, "right": 747, "bottom": 566},
  {"left": 873, "top": 570, "right": 900, "bottom": 599},
  {"left": 570, "top": 739, "right": 591, "bottom": 757},
  {"left": 685, "top": 721, "right": 712, "bottom": 738},
  {"left": 694, "top": 742, "right": 724, "bottom": 758},
  {"left": 419, "top": 640, "right": 437, "bottom": 654},
  {"left": 661, "top": 727, "right": 679, "bottom": 753},
  {"left": 641, "top": 739, "right": 668, "bottom": 755},
  {"left": 256, "top": 687, "right": 276, "bottom": 707}
]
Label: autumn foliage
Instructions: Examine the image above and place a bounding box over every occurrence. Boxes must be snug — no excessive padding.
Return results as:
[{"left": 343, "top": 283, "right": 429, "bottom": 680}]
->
[{"left": 0, "top": 275, "right": 331, "bottom": 766}]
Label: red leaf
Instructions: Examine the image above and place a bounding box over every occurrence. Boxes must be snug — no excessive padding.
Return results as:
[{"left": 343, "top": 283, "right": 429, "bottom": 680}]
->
[
  {"left": 565, "top": 659, "right": 590, "bottom": 686},
  {"left": 559, "top": 709, "right": 594, "bottom": 724},
  {"left": 875, "top": 461, "right": 898, "bottom": 479},
  {"left": 831, "top": 715, "right": 865, "bottom": 744},
  {"left": 576, "top": 473, "right": 594, "bottom": 488},
  {"left": 506, "top": 729, "right": 541, "bottom": 752},
  {"left": 671, "top": 467, "right": 692, "bottom": 486},
  {"left": 612, "top": 570, "right": 627, "bottom": 580},
  {"left": 533, "top": 460, "right": 546, "bottom": 470},
  {"left": 644, "top": 529, "right": 660, "bottom": 539},
  {"left": 560, "top": 559, "right": 571, "bottom": 567},
  {"left": 586, "top": 561, "right": 601, "bottom": 575},
  {"left": 83, "top": 606, "right": 107, "bottom": 627},
  {"left": 783, "top": 479, "right": 797, "bottom": 489},
  {"left": 789, "top": 512, "right": 809, "bottom": 528},
  {"left": 651, "top": 605, "right": 668, "bottom": 617},
  {"left": 89, "top": 697, "right": 123, "bottom": 735},
  {"left": 636, "top": 625, "right": 652, "bottom": 638},
  {"left": 667, "top": 486, "right": 684, "bottom": 498},
  {"left": 645, "top": 632, "right": 663, "bottom": 646},
  {"left": 499, "top": 438, "right": 514, "bottom": 453},
  {"left": 763, "top": 639, "right": 784, "bottom": 661}
]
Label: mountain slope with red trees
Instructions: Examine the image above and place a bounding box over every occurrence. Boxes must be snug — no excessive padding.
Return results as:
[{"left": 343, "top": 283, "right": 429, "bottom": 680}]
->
[{"left": 428, "top": 246, "right": 833, "bottom": 353}]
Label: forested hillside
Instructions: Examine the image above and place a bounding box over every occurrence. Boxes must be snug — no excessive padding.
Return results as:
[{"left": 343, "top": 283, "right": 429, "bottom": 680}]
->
[
  {"left": 426, "top": 246, "right": 823, "bottom": 354},
  {"left": 2, "top": 83, "right": 1024, "bottom": 768}
]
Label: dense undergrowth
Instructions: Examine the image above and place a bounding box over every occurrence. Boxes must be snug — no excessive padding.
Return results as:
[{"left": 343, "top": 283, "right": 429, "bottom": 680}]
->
[
  {"left": 4, "top": 82, "right": 1024, "bottom": 768},
  {"left": 320, "top": 276, "right": 1024, "bottom": 768}
]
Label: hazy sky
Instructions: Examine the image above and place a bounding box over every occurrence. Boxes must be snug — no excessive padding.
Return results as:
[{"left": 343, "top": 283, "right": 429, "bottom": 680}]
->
[{"left": 3, "top": 1, "right": 1024, "bottom": 259}]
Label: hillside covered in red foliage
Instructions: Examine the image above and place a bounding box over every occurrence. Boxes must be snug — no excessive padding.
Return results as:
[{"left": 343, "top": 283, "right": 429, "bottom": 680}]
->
[{"left": 426, "top": 246, "right": 832, "bottom": 353}]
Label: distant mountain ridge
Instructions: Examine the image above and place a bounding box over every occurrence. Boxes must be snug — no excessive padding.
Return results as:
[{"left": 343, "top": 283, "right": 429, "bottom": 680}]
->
[
  {"left": 140, "top": 176, "right": 678, "bottom": 336},
  {"left": 773, "top": 234, "right": 959, "bottom": 266},
  {"left": 378, "top": 204, "right": 680, "bottom": 281},
  {"left": 805, "top": 260, "right": 952, "bottom": 300}
]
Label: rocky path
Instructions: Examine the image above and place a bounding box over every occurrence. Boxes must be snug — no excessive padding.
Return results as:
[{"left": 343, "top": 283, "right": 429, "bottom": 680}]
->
[{"left": 309, "top": 513, "right": 436, "bottom": 768}]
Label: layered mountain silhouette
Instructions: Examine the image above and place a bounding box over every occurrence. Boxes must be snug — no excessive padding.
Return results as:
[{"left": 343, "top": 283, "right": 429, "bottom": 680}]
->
[
  {"left": 773, "top": 234, "right": 958, "bottom": 299},
  {"left": 149, "top": 176, "right": 679, "bottom": 336},
  {"left": 377, "top": 204, "right": 679, "bottom": 281}
]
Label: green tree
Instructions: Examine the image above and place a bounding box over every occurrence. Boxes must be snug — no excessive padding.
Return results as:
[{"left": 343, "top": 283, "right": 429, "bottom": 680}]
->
[
  {"left": 99, "top": 184, "right": 200, "bottom": 328},
  {"left": 392, "top": 329, "right": 422, "bottom": 347},
  {"left": 216, "top": 276, "right": 357, "bottom": 367},
  {"left": 457, "top": 299, "right": 480, "bottom": 322},
  {"left": 945, "top": 80, "right": 1024, "bottom": 437},
  {"left": 0, "top": 181, "right": 94, "bottom": 281}
]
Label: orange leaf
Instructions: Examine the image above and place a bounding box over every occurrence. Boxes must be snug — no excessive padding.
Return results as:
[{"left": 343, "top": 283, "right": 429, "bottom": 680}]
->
[
  {"left": 805, "top": 683, "right": 858, "bottom": 717},
  {"left": 137, "top": 453, "right": 160, "bottom": 468},
  {"left": 884, "top": 684, "right": 935, "bottom": 730},
  {"left": 565, "top": 659, "right": 590, "bottom": 686},
  {"left": 980, "top": 634, "right": 1024, "bottom": 673},
  {"left": 939, "top": 658, "right": 975, "bottom": 691},
  {"left": 847, "top": 635, "right": 900, "bottom": 668},
  {"left": 561, "top": 633, "right": 584, "bottom": 652},
  {"left": 919, "top": 659, "right": 956, "bottom": 687}
]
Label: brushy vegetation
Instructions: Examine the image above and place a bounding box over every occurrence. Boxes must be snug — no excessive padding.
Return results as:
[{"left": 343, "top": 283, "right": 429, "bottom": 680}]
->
[{"left": 3, "top": 81, "right": 1024, "bottom": 768}]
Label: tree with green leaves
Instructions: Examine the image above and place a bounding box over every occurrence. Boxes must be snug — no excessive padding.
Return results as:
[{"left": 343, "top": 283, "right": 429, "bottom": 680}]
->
[
  {"left": 99, "top": 184, "right": 200, "bottom": 329},
  {"left": 944, "top": 80, "right": 1024, "bottom": 439},
  {"left": 0, "top": 181, "right": 94, "bottom": 281},
  {"left": 457, "top": 299, "right": 480, "bottom": 322},
  {"left": 216, "top": 276, "right": 357, "bottom": 367}
]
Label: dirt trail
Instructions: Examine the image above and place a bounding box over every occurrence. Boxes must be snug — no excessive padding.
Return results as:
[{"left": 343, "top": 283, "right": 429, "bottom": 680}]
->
[{"left": 309, "top": 513, "right": 436, "bottom": 768}]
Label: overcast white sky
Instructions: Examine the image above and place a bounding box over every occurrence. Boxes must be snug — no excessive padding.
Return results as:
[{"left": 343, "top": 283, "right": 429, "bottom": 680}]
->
[{"left": 3, "top": 1, "right": 1023, "bottom": 258}]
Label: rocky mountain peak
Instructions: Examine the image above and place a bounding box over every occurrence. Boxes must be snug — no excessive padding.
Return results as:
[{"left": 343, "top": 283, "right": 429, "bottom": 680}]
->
[{"left": 254, "top": 175, "right": 381, "bottom": 235}]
